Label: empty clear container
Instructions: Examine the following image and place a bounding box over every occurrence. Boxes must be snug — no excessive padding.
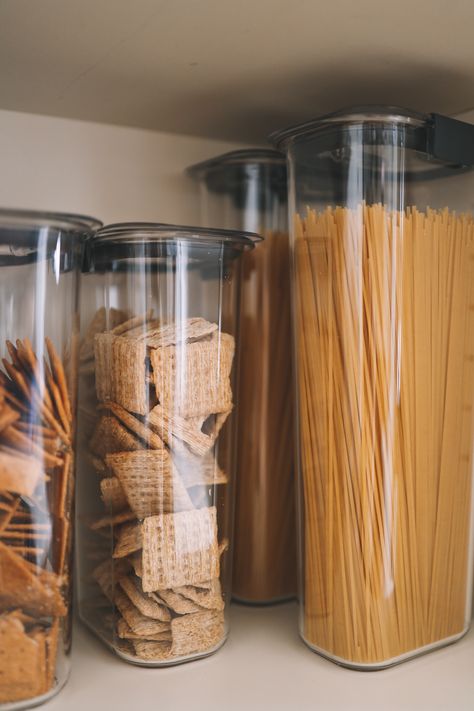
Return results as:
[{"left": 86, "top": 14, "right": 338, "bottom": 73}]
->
[
  {"left": 188, "top": 150, "right": 296, "bottom": 604},
  {"left": 0, "top": 209, "right": 101, "bottom": 708},
  {"left": 76, "top": 223, "right": 257, "bottom": 665},
  {"left": 272, "top": 107, "right": 474, "bottom": 668}
]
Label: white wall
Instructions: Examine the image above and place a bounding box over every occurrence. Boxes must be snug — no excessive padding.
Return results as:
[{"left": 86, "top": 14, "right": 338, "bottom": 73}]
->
[{"left": 0, "top": 109, "right": 249, "bottom": 226}]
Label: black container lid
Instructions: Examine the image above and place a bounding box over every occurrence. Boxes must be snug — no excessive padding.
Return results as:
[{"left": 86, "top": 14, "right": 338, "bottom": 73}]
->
[{"left": 270, "top": 105, "right": 474, "bottom": 169}]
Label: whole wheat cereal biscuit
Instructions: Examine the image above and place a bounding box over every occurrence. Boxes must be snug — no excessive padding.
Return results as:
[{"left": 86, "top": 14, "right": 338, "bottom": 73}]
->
[
  {"left": 170, "top": 610, "right": 224, "bottom": 657},
  {"left": 0, "top": 542, "right": 66, "bottom": 617},
  {"left": 91, "top": 416, "right": 144, "bottom": 458},
  {"left": 154, "top": 589, "right": 203, "bottom": 615},
  {"left": 150, "top": 332, "right": 235, "bottom": 418},
  {"left": 129, "top": 552, "right": 142, "bottom": 578},
  {"left": 172, "top": 449, "right": 228, "bottom": 489},
  {"left": 141, "top": 506, "right": 219, "bottom": 592},
  {"left": 90, "top": 510, "right": 135, "bottom": 531},
  {"left": 80, "top": 307, "right": 130, "bottom": 362},
  {"left": 94, "top": 334, "right": 152, "bottom": 415},
  {"left": 119, "top": 576, "right": 170, "bottom": 621},
  {"left": 114, "top": 589, "right": 171, "bottom": 637},
  {"left": 0, "top": 615, "right": 48, "bottom": 703},
  {"left": 132, "top": 639, "right": 172, "bottom": 660},
  {"left": 92, "top": 558, "right": 131, "bottom": 601},
  {"left": 106, "top": 450, "right": 193, "bottom": 518},
  {"left": 113, "top": 522, "right": 143, "bottom": 558},
  {"left": 138, "top": 318, "right": 217, "bottom": 348},
  {"left": 147, "top": 405, "right": 210, "bottom": 456},
  {"left": 116, "top": 617, "right": 172, "bottom": 642},
  {"left": 100, "top": 477, "right": 128, "bottom": 513},
  {"left": 110, "top": 311, "right": 153, "bottom": 337},
  {"left": 0, "top": 449, "right": 43, "bottom": 497},
  {"left": 99, "top": 402, "right": 165, "bottom": 450},
  {"left": 175, "top": 579, "right": 224, "bottom": 611}
]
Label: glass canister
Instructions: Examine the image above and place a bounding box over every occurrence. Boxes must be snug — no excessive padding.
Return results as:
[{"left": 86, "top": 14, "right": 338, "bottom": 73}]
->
[
  {"left": 187, "top": 150, "right": 296, "bottom": 604},
  {"left": 76, "top": 223, "right": 257, "bottom": 665},
  {"left": 272, "top": 107, "right": 474, "bottom": 668},
  {"left": 0, "top": 209, "right": 101, "bottom": 708}
]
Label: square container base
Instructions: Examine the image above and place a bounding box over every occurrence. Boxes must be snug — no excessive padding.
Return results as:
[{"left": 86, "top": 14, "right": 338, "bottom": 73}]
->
[
  {"left": 301, "top": 623, "right": 471, "bottom": 671},
  {"left": 80, "top": 617, "right": 227, "bottom": 668}
]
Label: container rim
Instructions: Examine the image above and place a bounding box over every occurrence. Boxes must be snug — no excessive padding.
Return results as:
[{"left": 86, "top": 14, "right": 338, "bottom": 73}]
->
[
  {"left": 270, "top": 105, "right": 429, "bottom": 149},
  {"left": 0, "top": 207, "right": 103, "bottom": 233},
  {"left": 187, "top": 149, "right": 286, "bottom": 178},
  {"left": 92, "top": 222, "right": 261, "bottom": 249}
]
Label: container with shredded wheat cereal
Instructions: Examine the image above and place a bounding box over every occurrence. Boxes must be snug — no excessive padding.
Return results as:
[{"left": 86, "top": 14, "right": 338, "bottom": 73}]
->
[{"left": 76, "top": 223, "right": 256, "bottom": 665}]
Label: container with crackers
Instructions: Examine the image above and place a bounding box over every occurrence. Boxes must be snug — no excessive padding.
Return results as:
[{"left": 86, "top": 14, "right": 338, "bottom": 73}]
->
[
  {"left": 0, "top": 210, "right": 101, "bottom": 708},
  {"left": 76, "top": 223, "right": 257, "bottom": 665}
]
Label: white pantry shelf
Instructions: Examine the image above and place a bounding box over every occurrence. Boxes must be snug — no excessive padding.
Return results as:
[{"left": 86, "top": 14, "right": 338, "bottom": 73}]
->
[{"left": 48, "top": 604, "right": 474, "bottom": 711}]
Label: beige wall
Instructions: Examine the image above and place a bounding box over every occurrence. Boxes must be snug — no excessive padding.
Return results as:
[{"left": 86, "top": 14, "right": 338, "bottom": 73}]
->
[{"left": 0, "top": 109, "right": 249, "bottom": 226}]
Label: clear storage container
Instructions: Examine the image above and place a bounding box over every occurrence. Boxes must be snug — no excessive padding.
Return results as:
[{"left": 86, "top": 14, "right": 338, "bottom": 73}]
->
[
  {"left": 0, "top": 209, "right": 101, "bottom": 708},
  {"left": 188, "top": 150, "right": 296, "bottom": 604},
  {"left": 272, "top": 107, "right": 474, "bottom": 668},
  {"left": 76, "top": 223, "right": 257, "bottom": 665}
]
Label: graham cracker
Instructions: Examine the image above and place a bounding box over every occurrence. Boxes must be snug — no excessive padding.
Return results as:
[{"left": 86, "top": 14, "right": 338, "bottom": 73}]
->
[
  {"left": 114, "top": 589, "right": 171, "bottom": 637},
  {"left": 91, "top": 416, "right": 144, "bottom": 458},
  {"left": 106, "top": 450, "right": 193, "bottom": 518},
  {"left": 116, "top": 617, "right": 171, "bottom": 642},
  {"left": 141, "top": 506, "right": 219, "bottom": 592},
  {"left": 151, "top": 332, "right": 235, "bottom": 418},
  {"left": 113, "top": 522, "right": 143, "bottom": 558},
  {"left": 175, "top": 579, "right": 224, "bottom": 611},
  {"left": 138, "top": 318, "right": 217, "bottom": 348},
  {"left": 100, "top": 477, "right": 128, "bottom": 513},
  {"left": 170, "top": 610, "right": 224, "bottom": 658},
  {"left": 119, "top": 576, "right": 170, "bottom": 621},
  {"left": 154, "top": 589, "right": 203, "bottom": 615},
  {"left": 0, "top": 448, "right": 43, "bottom": 497},
  {"left": 172, "top": 449, "right": 228, "bottom": 489},
  {"left": 0, "top": 614, "right": 48, "bottom": 703},
  {"left": 94, "top": 334, "right": 151, "bottom": 415},
  {"left": 0, "top": 542, "right": 66, "bottom": 617},
  {"left": 132, "top": 639, "right": 172, "bottom": 661}
]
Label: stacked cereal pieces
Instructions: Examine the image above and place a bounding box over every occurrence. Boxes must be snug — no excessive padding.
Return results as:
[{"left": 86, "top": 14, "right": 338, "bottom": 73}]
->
[
  {"left": 0, "top": 338, "right": 72, "bottom": 703},
  {"left": 85, "top": 313, "right": 233, "bottom": 662}
]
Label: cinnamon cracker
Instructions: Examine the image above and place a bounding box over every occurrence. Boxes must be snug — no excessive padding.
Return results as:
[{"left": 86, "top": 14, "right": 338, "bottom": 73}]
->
[
  {"left": 94, "top": 334, "right": 151, "bottom": 415},
  {"left": 116, "top": 617, "right": 171, "bottom": 642},
  {"left": 0, "top": 614, "right": 48, "bottom": 703},
  {"left": 141, "top": 507, "right": 219, "bottom": 592},
  {"left": 0, "top": 542, "right": 66, "bottom": 617},
  {"left": 170, "top": 610, "right": 224, "bottom": 658},
  {"left": 98, "top": 402, "right": 165, "bottom": 450},
  {"left": 132, "top": 639, "right": 172, "bottom": 660},
  {"left": 0, "top": 448, "right": 43, "bottom": 496},
  {"left": 106, "top": 450, "right": 193, "bottom": 518},
  {"left": 100, "top": 477, "right": 128, "bottom": 513},
  {"left": 119, "top": 576, "right": 170, "bottom": 621},
  {"left": 91, "top": 416, "right": 143, "bottom": 458},
  {"left": 153, "top": 589, "right": 203, "bottom": 615},
  {"left": 137, "top": 317, "right": 217, "bottom": 348},
  {"left": 151, "top": 332, "right": 235, "bottom": 418},
  {"left": 114, "top": 589, "right": 171, "bottom": 637},
  {"left": 175, "top": 579, "right": 225, "bottom": 611},
  {"left": 113, "top": 522, "right": 143, "bottom": 558}
]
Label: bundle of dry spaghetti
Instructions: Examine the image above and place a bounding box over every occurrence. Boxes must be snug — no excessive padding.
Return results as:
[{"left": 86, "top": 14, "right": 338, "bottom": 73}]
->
[
  {"left": 233, "top": 231, "right": 295, "bottom": 602},
  {"left": 295, "top": 203, "right": 474, "bottom": 666}
]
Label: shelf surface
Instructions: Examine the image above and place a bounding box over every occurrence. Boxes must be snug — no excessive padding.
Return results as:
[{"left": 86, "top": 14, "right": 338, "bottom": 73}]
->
[
  {"left": 47, "top": 603, "right": 474, "bottom": 711},
  {"left": 1, "top": 0, "right": 474, "bottom": 142}
]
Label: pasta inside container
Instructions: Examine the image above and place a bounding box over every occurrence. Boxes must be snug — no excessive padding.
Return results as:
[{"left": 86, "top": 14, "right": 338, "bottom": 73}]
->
[{"left": 272, "top": 107, "right": 474, "bottom": 668}]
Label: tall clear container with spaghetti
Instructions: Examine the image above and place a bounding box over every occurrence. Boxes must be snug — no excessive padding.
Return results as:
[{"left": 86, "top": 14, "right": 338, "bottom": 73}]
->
[
  {"left": 0, "top": 209, "right": 101, "bottom": 708},
  {"left": 76, "top": 223, "right": 256, "bottom": 665},
  {"left": 272, "top": 107, "right": 474, "bottom": 668},
  {"left": 187, "top": 150, "right": 295, "bottom": 604}
]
